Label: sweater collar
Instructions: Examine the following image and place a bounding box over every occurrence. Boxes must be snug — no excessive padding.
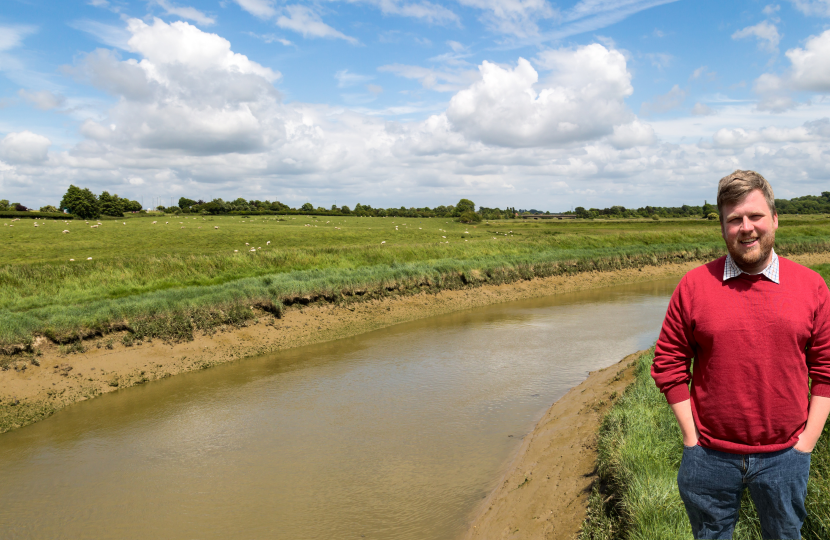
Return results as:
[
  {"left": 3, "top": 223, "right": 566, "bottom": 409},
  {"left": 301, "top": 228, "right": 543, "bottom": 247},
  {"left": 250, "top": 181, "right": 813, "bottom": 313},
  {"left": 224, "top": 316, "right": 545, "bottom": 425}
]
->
[{"left": 723, "top": 249, "right": 779, "bottom": 284}]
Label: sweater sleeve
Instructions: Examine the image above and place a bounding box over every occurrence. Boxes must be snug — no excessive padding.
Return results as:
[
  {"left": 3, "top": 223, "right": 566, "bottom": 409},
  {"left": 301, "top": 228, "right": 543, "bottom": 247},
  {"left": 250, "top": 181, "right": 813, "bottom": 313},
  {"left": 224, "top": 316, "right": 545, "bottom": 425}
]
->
[
  {"left": 808, "top": 279, "right": 830, "bottom": 398},
  {"left": 651, "top": 277, "right": 695, "bottom": 404}
]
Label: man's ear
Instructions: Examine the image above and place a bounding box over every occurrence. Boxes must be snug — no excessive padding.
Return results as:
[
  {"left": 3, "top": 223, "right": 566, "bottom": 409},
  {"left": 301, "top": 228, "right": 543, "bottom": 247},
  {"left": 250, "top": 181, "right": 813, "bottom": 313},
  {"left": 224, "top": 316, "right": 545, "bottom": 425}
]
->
[{"left": 772, "top": 212, "right": 779, "bottom": 230}]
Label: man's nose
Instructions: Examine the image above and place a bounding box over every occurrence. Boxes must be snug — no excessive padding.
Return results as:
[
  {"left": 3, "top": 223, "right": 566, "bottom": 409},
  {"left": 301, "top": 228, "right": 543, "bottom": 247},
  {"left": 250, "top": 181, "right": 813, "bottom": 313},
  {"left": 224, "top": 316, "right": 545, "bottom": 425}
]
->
[{"left": 739, "top": 216, "right": 753, "bottom": 231}]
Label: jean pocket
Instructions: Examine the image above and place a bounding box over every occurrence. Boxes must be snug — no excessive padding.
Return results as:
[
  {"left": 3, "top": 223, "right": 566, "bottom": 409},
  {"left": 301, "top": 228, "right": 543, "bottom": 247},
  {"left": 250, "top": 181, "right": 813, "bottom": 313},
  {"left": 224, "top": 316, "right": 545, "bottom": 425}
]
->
[{"left": 791, "top": 447, "right": 812, "bottom": 456}]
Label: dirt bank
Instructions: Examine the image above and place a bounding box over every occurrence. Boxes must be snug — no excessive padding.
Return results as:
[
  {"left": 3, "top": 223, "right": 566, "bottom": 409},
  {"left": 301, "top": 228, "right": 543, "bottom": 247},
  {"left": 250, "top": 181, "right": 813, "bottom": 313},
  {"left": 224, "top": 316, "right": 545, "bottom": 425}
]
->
[
  {"left": 1, "top": 253, "right": 828, "bottom": 435},
  {"left": 461, "top": 352, "right": 639, "bottom": 540}
]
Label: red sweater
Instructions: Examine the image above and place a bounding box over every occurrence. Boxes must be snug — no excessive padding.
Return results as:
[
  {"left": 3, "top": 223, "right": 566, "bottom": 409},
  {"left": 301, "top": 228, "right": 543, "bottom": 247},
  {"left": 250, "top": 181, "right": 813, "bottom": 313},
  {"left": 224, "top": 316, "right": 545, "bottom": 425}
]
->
[{"left": 652, "top": 256, "right": 830, "bottom": 454}]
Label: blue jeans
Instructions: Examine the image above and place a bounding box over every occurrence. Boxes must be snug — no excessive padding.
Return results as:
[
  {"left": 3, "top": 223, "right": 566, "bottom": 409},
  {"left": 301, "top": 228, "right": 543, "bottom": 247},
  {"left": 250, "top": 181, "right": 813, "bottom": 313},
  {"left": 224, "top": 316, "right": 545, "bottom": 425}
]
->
[{"left": 677, "top": 444, "right": 811, "bottom": 539}]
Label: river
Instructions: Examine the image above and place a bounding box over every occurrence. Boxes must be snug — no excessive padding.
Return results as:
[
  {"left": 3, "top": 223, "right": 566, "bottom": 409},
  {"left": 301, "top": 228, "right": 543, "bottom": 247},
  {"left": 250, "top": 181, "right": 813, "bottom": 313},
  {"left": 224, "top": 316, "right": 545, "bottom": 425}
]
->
[{"left": 0, "top": 278, "right": 679, "bottom": 540}]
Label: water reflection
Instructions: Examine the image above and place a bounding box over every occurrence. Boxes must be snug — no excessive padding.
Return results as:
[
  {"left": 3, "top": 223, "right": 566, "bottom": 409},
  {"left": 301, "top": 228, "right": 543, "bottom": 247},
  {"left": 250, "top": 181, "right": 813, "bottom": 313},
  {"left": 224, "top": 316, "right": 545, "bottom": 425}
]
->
[{"left": 0, "top": 278, "right": 680, "bottom": 540}]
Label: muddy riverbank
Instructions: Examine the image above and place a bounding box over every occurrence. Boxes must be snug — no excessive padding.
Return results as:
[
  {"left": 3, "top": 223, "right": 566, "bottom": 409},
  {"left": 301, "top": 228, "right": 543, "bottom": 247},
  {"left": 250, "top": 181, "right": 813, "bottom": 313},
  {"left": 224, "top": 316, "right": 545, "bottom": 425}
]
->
[
  {"left": 2, "top": 253, "right": 828, "bottom": 435},
  {"left": 462, "top": 352, "right": 640, "bottom": 540}
]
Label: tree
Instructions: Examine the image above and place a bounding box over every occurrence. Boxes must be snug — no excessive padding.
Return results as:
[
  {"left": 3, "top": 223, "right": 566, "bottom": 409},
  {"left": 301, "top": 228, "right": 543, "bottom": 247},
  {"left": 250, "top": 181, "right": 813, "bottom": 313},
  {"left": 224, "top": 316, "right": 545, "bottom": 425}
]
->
[
  {"left": 14, "top": 203, "right": 28, "bottom": 212},
  {"left": 100, "top": 191, "right": 125, "bottom": 217},
  {"left": 60, "top": 185, "right": 101, "bottom": 219},
  {"left": 456, "top": 198, "right": 475, "bottom": 215},
  {"left": 0, "top": 200, "right": 8, "bottom": 211},
  {"left": 301, "top": 202, "right": 313, "bottom": 212},
  {"left": 40, "top": 205, "right": 59, "bottom": 213},
  {"left": 123, "top": 200, "right": 142, "bottom": 212},
  {"left": 459, "top": 211, "right": 482, "bottom": 223},
  {"left": 178, "top": 197, "right": 196, "bottom": 209}
]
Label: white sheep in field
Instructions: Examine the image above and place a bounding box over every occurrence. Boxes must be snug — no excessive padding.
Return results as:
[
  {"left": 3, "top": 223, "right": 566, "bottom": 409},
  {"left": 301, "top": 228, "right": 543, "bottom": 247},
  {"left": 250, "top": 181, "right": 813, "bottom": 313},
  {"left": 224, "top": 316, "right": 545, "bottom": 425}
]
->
[
  {"left": 123, "top": 222, "right": 126, "bottom": 225},
  {"left": 234, "top": 250, "right": 238, "bottom": 253},
  {"left": 165, "top": 222, "right": 168, "bottom": 224},
  {"left": 69, "top": 259, "right": 74, "bottom": 261},
  {"left": 266, "top": 241, "right": 270, "bottom": 245},
  {"left": 87, "top": 257, "right": 92, "bottom": 260},
  {"left": 62, "top": 230, "right": 69, "bottom": 234},
  {"left": 245, "top": 242, "right": 249, "bottom": 246},
  {"left": 250, "top": 248, "right": 256, "bottom": 252},
  {"left": 180, "top": 226, "right": 184, "bottom": 229},
  {"left": 91, "top": 225, "right": 99, "bottom": 228},
  {"left": 381, "top": 241, "right": 386, "bottom": 244},
  {"left": 34, "top": 223, "right": 38, "bottom": 227},
  {"left": 214, "top": 226, "right": 219, "bottom": 229},
  {"left": 152, "top": 221, "right": 157, "bottom": 224}
]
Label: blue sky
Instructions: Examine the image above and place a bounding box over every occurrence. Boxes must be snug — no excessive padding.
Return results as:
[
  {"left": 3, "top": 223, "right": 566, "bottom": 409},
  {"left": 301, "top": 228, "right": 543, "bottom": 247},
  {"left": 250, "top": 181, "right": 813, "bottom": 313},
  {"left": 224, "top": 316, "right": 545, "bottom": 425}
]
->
[{"left": 3, "top": 0, "right": 830, "bottom": 211}]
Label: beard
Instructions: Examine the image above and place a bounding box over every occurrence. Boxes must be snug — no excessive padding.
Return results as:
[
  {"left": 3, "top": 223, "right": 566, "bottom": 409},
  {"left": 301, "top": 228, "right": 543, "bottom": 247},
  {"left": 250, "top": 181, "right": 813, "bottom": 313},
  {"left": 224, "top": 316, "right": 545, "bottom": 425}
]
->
[{"left": 726, "top": 229, "right": 776, "bottom": 272}]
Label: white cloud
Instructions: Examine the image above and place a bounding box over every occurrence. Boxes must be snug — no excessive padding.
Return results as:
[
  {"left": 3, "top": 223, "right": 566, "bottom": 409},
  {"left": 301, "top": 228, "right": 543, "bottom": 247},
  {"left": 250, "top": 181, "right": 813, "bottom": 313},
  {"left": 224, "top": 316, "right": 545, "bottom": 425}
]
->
[
  {"left": 763, "top": 4, "right": 781, "bottom": 16},
  {"left": 732, "top": 21, "right": 780, "bottom": 53},
  {"left": 233, "top": 0, "right": 277, "bottom": 19},
  {"left": 66, "top": 18, "right": 282, "bottom": 155},
  {"left": 378, "top": 63, "right": 479, "bottom": 92},
  {"left": 18, "top": 89, "right": 66, "bottom": 110},
  {"left": 456, "top": 0, "right": 557, "bottom": 38},
  {"left": 446, "top": 45, "right": 633, "bottom": 147},
  {"left": 787, "top": 29, "right": 830, "bottom": 91},
  {"left": 549, "top": 0, "right": 682, "bottom": 41},
  {"left": 608, "top": 119, "right": 656, "bottom": 149},
  {"left": 154, "top": 0, "right": 216, "bottom": 26},
  {"left": 0, "top": 25, "right": 37, "bottom": 52},
  {"left": 640, "top": 84, "right": 686, "bottom": 116},
  {"left": 277, "top": 5, "right": 358, "bottom": 44},
  {"left": 69, "top": 19, "right": 131, "bottom": 49},
  {"left": 0, "top": 131, "right": 51, "bottom": 164},
  {"left": 789, "top": 0, "right": 830, "bottom": 16}
]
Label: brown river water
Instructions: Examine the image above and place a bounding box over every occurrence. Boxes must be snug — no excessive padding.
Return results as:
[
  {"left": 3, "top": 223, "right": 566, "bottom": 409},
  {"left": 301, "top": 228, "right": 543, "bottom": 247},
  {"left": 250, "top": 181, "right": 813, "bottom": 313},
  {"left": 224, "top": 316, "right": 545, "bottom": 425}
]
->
[{"left": 0, "top": 278, "right": 680, "bottom": 540}]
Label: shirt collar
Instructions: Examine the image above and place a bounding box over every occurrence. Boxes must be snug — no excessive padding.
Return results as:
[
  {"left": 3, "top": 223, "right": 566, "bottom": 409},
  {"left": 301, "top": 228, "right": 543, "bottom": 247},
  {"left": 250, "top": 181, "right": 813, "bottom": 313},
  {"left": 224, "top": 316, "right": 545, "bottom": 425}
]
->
[{"left": 723, "top": 249, "right": 779, "bottom": 284}]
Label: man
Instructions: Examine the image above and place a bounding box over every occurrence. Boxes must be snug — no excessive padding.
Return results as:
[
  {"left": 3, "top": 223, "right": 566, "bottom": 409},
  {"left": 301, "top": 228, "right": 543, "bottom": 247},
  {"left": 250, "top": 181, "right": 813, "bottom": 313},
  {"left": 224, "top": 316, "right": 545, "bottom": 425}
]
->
[{"left": 651, "top": 170, "right": 830, "bottom": 539}]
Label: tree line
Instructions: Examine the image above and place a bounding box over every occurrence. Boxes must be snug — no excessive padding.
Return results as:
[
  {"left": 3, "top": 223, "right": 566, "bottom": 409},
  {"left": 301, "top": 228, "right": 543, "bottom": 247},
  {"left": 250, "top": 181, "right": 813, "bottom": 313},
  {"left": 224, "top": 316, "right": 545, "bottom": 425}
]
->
[
  {"left": 572, "top": 191, "right": 830, "bottom": 219},
  {"left": 7, "top": 185, "right": 830, "bottom": 221}
]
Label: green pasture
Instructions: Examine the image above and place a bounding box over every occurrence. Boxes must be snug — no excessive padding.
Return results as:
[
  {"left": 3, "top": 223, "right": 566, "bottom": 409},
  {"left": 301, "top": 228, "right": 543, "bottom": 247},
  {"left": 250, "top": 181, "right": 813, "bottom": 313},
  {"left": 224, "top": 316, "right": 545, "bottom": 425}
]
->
[
  {"left": 2, "top": 214, "right": 829, "bottom": 348},
  {"left": 579, "top": 348, "right": 830, "bottom": 540}
]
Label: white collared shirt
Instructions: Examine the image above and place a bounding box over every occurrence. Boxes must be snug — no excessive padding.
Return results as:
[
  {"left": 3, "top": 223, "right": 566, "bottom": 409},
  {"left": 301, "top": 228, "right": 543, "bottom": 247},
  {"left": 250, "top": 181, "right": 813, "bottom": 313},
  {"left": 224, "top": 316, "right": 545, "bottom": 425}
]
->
[{"left": 723, "top": 249, "right": 779, "bottom": 284}]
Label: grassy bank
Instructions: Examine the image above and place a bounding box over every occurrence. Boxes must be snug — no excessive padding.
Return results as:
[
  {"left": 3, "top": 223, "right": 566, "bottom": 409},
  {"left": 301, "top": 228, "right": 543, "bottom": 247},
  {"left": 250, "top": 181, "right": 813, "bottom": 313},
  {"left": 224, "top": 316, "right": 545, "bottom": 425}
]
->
[
  {"left": 3, "top": 214, "right": 830, "bottom": 351},
  {"left": 579, "top": 316, "right": 830, "bottom": 538}
]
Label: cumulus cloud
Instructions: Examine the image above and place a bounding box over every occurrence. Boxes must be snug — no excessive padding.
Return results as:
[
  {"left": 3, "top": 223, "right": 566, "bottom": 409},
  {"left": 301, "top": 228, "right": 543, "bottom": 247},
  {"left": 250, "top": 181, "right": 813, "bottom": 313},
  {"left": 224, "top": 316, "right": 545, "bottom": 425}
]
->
[
  {"left": 732, "top": 22, "right": 781, "bottom": 53},
  {"left": 608, "top": 119, "right": 656, "bottom": 149},
  {"left": 0, "top": 131, "right": 51, "bottom": 164},
  {"left": 277, "top": 5, "right": 358, "bottom": 44},
  {"left": 446, "top": 45, "right": 633, "bottom": 147},
  {"left": 18, "top": 89, "right": 66, "bottom": 110},
  {"left": 786, "top": 30, "right": 830, "bottom": 91},
  {"left": 66, "top": 18, "right": 282, "bottom": 155}
]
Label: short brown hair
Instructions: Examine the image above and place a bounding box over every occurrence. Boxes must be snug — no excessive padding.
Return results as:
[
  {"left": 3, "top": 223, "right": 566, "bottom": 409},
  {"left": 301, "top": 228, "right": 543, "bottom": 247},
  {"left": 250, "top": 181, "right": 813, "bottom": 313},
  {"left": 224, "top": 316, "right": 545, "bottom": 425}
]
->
[{"left": 716, "top": 170, "right": 775, "bottom": 222}]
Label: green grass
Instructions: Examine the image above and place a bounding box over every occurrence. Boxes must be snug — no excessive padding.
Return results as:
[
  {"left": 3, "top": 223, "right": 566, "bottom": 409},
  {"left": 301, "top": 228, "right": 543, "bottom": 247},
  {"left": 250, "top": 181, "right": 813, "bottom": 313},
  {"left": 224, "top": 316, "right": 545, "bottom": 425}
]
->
[
  {"left": 580, "top": 344, "right": 830, "bottom": 539},
  {"left": 2, "top": 214, "right": 830, "bottom": 349}
]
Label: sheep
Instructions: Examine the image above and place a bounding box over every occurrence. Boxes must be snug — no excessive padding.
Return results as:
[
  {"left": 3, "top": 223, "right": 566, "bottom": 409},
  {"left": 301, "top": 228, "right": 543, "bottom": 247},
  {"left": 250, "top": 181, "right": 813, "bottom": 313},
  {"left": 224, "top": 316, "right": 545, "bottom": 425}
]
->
[
  {"left": 123, "top": 222, "right": 126, "bottom": 225},
  {"left": 152, "top": 221, "right": 157, "bottom": 224},
  {"left": 91, "top": 225, "right": 98, "bottom": 228},
  {"left": 87, "top": 257, "right": 92, "bottom": 260},
  {"left": 249, "top": 248, "right": 256, "bottom": 252},
  {"left": 69, "top": 259, "right": 74, "bottom": 261},
  {"left": 62, "top": 230, "right": 69, "bottom": 234},
  {"left": 266, "top": 241, "right": 270, "bottom": 245},
  {"left": 234, "top": 250, "right": 238, "bottom": 252},
  {"left": 245, "top": 242, "right": 249, "bottom": 246},
  {"left": 381, "top": 241, "right": 386, "bottom": 244},
  {"left": 214, "top": 226, "right": 219, "bottom": 229},
  {"left": 34, "top": 223, "right": 39, "bottom": 227}
]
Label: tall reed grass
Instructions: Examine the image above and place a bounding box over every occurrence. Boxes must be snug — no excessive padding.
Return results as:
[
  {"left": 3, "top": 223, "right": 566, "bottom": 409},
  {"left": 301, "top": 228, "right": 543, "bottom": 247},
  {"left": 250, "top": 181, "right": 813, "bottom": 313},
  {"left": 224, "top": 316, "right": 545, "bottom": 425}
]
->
[{"left": 579, "top": 347, "right": 830, "bottom": 540}]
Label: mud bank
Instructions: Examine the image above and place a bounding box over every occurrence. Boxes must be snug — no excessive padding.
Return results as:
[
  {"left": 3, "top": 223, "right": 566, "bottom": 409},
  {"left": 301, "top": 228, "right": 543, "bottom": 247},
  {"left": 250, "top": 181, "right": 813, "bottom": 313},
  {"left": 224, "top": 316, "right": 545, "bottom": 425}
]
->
[
  {"left": 461, "top": 352, "right": 639, "bottom": 540},
  {"left": 1, "top": 253, "right": 827, "bottom": 435}
]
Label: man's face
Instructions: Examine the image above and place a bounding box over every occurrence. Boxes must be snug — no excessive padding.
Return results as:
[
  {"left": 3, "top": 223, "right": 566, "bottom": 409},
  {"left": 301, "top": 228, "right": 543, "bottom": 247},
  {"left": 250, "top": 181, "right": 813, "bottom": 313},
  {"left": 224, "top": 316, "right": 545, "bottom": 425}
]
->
[{"left": 720, "top": 189, "right": 779, "bottom": 273}]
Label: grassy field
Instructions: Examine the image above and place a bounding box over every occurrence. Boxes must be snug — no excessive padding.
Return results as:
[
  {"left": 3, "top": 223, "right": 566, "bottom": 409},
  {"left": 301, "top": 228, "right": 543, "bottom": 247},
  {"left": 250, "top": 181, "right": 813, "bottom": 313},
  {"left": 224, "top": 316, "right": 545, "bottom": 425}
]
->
[
  {"left": 2, "top": 213, "right": 830, "bottom": 350},
  {"left": 579, "top": 347, "right": 830, "bottom": 540}
]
